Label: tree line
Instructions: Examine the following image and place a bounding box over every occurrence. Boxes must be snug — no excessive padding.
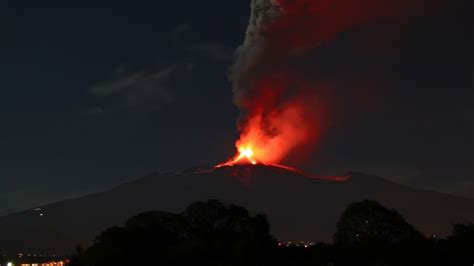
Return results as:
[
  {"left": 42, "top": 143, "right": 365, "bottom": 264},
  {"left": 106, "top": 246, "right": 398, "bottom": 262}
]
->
[{"left": 69, "top": 200, "right": 473, "bottom": 266}]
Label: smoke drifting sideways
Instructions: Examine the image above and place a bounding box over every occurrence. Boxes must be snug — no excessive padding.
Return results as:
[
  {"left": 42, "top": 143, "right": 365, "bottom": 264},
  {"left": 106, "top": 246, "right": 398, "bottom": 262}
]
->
[{"left": 225, "top": 0, "right": 446, "bottom": 166}]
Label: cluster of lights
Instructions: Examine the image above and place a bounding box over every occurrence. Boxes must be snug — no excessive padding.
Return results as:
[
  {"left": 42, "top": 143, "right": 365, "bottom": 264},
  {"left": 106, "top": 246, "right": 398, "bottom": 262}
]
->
[
  {"left": 1, "top": 262, "right": 66, "bottom": 266},
  {"left": 33, "top": 208, "right": 44, "bottom": 217},
  {"left": 277, "top": 241, "right": 316, "bottom": 248},
  {"left": 0, "top": 252, "right": 65, "bottom": 266},
  {"left": 23, "top": 262, "right": 66, "bottom": 266}
]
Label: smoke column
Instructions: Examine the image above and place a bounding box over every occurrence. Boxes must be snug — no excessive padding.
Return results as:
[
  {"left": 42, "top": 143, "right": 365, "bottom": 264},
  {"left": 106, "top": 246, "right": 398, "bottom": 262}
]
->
[{"left": 227, "top": 0, "right": 443, "bottom": 165}]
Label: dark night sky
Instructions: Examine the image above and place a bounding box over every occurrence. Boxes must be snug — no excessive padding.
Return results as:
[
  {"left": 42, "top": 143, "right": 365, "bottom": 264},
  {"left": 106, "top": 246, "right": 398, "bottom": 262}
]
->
[{"left": 1, "top": 0, "right": 472, "bottom": 215}]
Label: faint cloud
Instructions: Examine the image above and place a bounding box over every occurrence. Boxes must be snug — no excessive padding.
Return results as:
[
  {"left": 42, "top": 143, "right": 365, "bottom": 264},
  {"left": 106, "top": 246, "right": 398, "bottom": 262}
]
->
[
  {"left": 90, "top": 71, "right": 144, "bottom": 97},
  {"left": 185, "top": 61, "right": 197, "bottom": 71},
  {"left": 114, "top": 64, "right": 129, "bottom": 75},
  {"left": 81, "top": 106, "right": 104, "bottom": 116},
  {"left": 188, "top": 43, "right": 233, "bottom": 61},
  {"left": 171, "top": 23, "right": 192, "bottom": 39},
  {"left": 87, "top": 66, "right": 176, "bottom": 114}
]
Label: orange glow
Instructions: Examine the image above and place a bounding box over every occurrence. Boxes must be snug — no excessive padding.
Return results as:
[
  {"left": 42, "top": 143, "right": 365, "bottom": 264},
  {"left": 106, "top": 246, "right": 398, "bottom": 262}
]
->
[
  {"left": 218, "top": 0, "right": 446, "bottom": 176},
  {"left": 216, "top": 98, "right": 319, "bottom": 167},
  {"left": 216, "top": 145, "right": 257, "bottom": 167},
  {"left": 217, "top": 74, "right": 328, "bottom": 169}
]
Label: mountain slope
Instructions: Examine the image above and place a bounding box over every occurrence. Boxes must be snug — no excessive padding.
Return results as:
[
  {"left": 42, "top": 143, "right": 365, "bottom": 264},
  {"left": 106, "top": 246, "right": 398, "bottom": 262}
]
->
[{"left": 0, "top": 165, "right": 473, "bottom": 254}]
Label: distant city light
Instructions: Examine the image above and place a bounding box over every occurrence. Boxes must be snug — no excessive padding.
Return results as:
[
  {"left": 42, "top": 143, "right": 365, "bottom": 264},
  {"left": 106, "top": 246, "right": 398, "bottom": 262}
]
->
[{"left": 15, "top": 262, "right": 65, "bottom": 266}]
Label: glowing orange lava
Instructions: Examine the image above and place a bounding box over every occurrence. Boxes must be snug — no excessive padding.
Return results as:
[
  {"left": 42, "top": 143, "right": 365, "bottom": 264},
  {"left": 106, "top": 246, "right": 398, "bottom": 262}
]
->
[
  {"left": 216, "top": 97, "right": 316, "bottom": 168},
  {"left": 215, "top": 141, "right": 310, "bottom": 177},
  {"left": 215, "top": 136, "right": 352, "bottom": 182},
  {"left": 216, "top": 145, "right": 258, "bottom": 167}
]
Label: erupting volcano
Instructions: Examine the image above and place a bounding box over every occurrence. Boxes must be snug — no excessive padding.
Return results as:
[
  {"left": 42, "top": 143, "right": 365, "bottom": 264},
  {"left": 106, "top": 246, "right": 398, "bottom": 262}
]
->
[
  {"left": 216, "top": 0, "right": 337, "bottom": 170},
  {"left": 217, "top": 0, "right": 443, "bottom": 172},
  {"left": 215, "top": 96, "right": 320, "bottom": 170}
]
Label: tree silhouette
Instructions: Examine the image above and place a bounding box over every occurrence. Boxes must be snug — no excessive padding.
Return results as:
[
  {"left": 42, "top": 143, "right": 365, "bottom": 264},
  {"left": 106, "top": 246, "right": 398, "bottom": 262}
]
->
[
  {"left": 450, "top": 223, "right": 474, "bottom": 243},
  {"left": 72, "top": 200, "right": 472, "bottom": 266},
  {"left": 183, "top": 200, "right": 274, "bottom": 265},
  {"left": 334, "top": 200, "right": 424, "bottom": 245},
  {"left": 443, "top": 223, "right": 474, "bottom": 265},
  {"left": 77, "top": 200, "right": 275, "bottom": 266}
]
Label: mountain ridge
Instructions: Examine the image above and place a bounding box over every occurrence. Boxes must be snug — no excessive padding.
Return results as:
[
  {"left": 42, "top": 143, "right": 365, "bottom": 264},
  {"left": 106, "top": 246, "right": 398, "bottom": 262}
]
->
[{"left": 1, "top": 165, "right": 473, "bottom": 254}]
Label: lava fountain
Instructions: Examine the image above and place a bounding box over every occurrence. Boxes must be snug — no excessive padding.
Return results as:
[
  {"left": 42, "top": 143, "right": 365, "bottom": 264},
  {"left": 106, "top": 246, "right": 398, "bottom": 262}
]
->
[
  {"left": 215, "top": 93, "right": 319, "bottom": 169},
  {"left": 216, "top": 146, "right": 257, "bottom": 167}
]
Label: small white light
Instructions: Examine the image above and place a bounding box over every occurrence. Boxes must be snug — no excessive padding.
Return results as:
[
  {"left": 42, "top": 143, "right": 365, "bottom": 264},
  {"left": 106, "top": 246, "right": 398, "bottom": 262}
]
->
[{"left": 7, "top": 262, "right": 13, "bottom": 266}]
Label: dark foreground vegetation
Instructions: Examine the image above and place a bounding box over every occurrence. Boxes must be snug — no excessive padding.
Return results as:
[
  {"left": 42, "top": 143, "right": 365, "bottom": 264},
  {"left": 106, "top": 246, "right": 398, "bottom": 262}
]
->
[{"left": 70, "top": 200, "right": 473, "bottom": 266}]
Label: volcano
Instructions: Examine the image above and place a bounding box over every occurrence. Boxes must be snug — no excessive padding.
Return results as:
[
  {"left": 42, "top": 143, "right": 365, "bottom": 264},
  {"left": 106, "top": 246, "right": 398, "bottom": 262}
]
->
[{"left": 0, "top": 164, "right": 473, "bottom": 254}]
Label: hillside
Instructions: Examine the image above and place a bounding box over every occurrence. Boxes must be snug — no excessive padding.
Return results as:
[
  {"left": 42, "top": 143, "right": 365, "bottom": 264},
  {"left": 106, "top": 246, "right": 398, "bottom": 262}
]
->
[{"left": 0, "top": 164, "right": 473, "bottom": 254}]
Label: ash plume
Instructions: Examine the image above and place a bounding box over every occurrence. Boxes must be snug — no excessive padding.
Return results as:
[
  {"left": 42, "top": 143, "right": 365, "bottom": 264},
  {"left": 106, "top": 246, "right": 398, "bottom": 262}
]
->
[{"left": 227, "top": 0, "right": 446, "bottom": 165}]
